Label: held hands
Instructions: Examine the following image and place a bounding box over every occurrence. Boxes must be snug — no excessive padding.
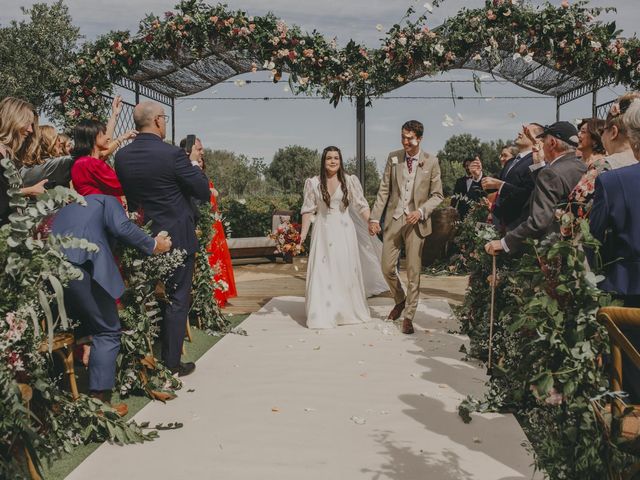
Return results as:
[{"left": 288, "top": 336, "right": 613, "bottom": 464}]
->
[
  {"left": 484, "top": 239, "right": 503, "bottom": 256},
  {"left": 153, "top": 231, "right": 172, "bottom": 254},
  {"left": 481, "top": 176, "right": 504, "bottom": 191},
  {"left": 406, "top": 210, "right": 422, "bottom": 225},
  {"left": 368, "top": 221, "right": 381, "bottom": 236}
]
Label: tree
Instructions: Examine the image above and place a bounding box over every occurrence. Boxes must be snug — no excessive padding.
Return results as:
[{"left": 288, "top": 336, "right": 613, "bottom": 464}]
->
[
  {"left": 0, "top": 1, "right": 80, "bottom": 117},
  {"left": 266, "top": 145, "right": 319, "bottom": 194},
  {"left": 203, "top": 149, "right": 267, "bottom": 197},
  {"left": 344, "top": 156, "right": 380, "bottom": 197},
  {"left": 437, "top": 134, "right": 510, "bottom": 195}
]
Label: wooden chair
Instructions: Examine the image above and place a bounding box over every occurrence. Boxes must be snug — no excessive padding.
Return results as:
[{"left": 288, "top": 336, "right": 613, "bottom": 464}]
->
[
  {"left": 37, "top": 332, "right": 79, "bottom": 401},
  {"left": 594, "top": 307, "right": 640, "bottom": 479},
  {"left": 13, "top": 383, "right": 41, "bottom": 480}
]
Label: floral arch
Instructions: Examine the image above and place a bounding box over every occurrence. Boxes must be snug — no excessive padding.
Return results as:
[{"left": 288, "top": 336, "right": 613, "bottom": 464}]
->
[{"left": 59, "top": 0, "right": 640, "bottom": 126}]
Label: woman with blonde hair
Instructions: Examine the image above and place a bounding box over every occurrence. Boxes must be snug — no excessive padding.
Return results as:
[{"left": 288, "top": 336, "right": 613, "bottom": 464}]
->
[
  {"left": 21, "top": 124, "right": 74, "bottom": 189},
  {"left": 58, "top": 133, "right": 73, "bottom": 156},
  {"left": 0, "top": 96, "right": 48, "bottom": 225},
  {"left": 600, "top": 91, "right": 640, "bottom": 169}
]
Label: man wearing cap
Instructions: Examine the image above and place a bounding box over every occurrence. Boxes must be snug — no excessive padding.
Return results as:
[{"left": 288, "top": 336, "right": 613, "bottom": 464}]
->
[{"left": 484, "top": 121, "right": 586, "bottom": 256}]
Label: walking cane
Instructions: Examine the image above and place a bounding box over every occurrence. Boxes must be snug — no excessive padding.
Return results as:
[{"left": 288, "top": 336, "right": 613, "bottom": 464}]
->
[{"left": 487, "top": 254, "right": 497, "bottom": 376}]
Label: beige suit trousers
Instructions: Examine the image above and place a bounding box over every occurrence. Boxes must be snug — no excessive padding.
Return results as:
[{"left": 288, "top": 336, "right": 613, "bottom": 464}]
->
[{"left": 381, "top": 216, "right": 425, "bottom": 320}]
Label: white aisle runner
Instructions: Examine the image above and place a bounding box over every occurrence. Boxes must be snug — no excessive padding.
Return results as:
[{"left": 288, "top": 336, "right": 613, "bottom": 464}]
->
[{"left": 67, "top": 296, "right": 541, "bottom": 480}]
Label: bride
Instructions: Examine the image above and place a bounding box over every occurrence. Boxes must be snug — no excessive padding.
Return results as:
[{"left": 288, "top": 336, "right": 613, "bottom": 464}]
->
[{"left": 300, "top": 146, "right": 387, "bottom": 329}]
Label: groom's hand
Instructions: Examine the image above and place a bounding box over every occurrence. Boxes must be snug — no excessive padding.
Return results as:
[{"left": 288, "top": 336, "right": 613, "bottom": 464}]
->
[
  {"left": 406, "top": 210, "right": 421, "bottom": 225},
  {"left": 368, "top": 221, "right": 381, "bottom": 236}
]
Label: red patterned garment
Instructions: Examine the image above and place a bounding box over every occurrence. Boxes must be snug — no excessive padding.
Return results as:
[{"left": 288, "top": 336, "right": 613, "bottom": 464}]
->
[{"left": 206, "top": 181, "right": 237, "bottom": 306}]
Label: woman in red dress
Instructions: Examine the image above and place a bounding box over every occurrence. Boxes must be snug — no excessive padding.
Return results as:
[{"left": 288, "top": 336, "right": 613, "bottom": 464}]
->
[
  {"left": 71, "top": 120, "right": 122, "bottom": 197},
  {"left": 207, "top": 178, "right": 238, "bottom": 306},
  {"left": 188, "top": 138, "right": 237, "bottom": 306}
]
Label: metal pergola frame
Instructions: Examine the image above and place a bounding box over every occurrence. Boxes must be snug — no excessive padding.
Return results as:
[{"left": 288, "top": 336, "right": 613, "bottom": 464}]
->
[{"left": 111, "top": 42, "right": 619, "bottom": 191}]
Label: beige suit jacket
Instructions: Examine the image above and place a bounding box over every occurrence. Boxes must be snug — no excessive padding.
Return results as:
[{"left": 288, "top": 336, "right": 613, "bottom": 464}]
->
[{"left": 370, "top": 149, "right": 444, "bottom": 237}]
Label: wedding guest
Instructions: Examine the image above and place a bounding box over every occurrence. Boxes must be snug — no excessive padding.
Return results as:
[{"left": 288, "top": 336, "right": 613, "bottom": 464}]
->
[
  {"left": 0, "top": 97, "right": 47, "bottom": 225},
  {"left": 21, "top": 125, "right": 74, "bottom": 189},
  {"left": 589, "top": 95, "right": 640, "bottom": 401},
  {"left": 481, "top": 123, "right": 542, "bottom": 231},
  {"left": 52, "top": 194, "right": 172, "bottom": 415},
  {"left": 601, "top": 92, "right": 640, "bottom": 169},
  {"left": 71, "top": 120, "right": 124, "bottom": 199},
  {"left": 115, "top": 102, "right": 210, "bottom": 376},
  {"left": 485, "top": 121, "right": 586, "bottom": 256},
  {"left": 499, "top": 145, "right": 519, "bottom": 168},
  {"left": 451, "top": 156, "right": 484, "bottom": 219},
  {"left": 182, "top": 136, "right": 238, "bottom": 307},
  {"left": 58, "top": 133, "right": 73, "bottom": 156},
  {"left": 566, "top": 118, "right": 607, "bottom": 214}
]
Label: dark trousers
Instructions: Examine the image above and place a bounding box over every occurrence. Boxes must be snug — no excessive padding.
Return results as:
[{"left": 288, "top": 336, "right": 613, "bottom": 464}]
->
[
  {"left": 65, "top": 266, "right": 120, "bottom": 391},
  {"left": 162, "top": 254, "right": 195, "bottom": 369}
]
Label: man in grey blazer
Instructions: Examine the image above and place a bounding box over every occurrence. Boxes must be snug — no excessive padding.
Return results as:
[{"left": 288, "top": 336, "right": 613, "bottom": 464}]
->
[{"left": 485, "top": 121, "right": 586, "bottom": 256}]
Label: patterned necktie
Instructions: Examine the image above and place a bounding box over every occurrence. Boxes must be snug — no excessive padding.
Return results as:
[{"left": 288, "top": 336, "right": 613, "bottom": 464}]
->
[
  {"left": 504, "top": 155, "right": 521, "bottom": 178},
  {"left": 406, "top": 156, "right": 414, "bottom": 174}
]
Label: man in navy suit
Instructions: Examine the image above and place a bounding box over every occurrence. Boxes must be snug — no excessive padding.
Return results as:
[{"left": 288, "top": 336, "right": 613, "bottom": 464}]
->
[
  {"left": 590, "top": 162, "right": 640, "bottom": 400},
  {"left": 590, "top": 163, "right": 640, "bottom": 301},
  {"left": 485, "top": 121, "right": 586, "bottom": 256},
  {"left": 115, "top": 102, "right": 210, "bottom": 376},
  {"left": 52, "top": 195, "right": 171, "bottom": 412},
  {"left": 451, "top": 156, "right": 485, "bottom": 220},
  {"left": 481, "top": 123, "right": 543, "bottom": 231}
]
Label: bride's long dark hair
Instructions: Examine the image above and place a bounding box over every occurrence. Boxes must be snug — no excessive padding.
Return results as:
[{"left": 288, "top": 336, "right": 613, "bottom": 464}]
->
[{"left": 319, "top": 146, "right": 349, "bottom": 209}]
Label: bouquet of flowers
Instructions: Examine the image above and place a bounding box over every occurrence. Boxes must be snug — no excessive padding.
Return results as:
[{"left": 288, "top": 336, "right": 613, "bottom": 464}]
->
[{"left": 268, "top": 220, "right": 304, "bottom": 257}]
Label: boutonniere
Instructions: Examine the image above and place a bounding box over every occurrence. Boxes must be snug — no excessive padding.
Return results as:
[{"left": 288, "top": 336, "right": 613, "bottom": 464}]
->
[
  {"left": 417, "top": 160, "right": 425, "bottom": 168},
  {"left": 391, "top": 156, "right": 399, "bottom": 165}
]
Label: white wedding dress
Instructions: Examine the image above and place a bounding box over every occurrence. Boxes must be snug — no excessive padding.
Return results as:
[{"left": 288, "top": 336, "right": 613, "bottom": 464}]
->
[{"left": 302, "top": 175, "right": 386, "bottom": 329}]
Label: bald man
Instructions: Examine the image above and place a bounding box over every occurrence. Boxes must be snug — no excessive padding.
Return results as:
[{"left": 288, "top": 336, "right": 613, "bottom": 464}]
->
[{"left": 115, "top": 101, "right": 210, "bottom": 376}]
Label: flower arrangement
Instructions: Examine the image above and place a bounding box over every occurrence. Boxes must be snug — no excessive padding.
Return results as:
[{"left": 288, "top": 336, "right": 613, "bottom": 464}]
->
[
  {"left": 268, "top": 220, "right": 303, "bottom": 257},
  {"left": 57, "top": 0, "right": 640, "bottom": 127}
]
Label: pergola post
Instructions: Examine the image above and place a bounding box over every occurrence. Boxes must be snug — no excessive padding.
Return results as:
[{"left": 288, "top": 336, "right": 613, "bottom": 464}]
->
[
  {"left": 356, "top": 96, "right": 366, "bottom": 194},
  {"left": 592, "top": 88, "right": 598, "bottom": 118},
  {"left": 171, "top": 97, "right": 176, "bottom": 146},
  {"left": 556, "top": 97, "right": 561, "bottom": 122}
]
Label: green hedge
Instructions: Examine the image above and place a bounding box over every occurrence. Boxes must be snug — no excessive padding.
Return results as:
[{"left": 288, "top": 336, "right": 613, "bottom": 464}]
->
[{"left": 218, "top": 194, "right": 302, "bottom": 238}]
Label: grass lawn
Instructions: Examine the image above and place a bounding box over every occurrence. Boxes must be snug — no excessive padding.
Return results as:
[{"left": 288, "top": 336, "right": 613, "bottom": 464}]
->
[{"left": 42, "top": 314, "right": 249, "bottom": 480}]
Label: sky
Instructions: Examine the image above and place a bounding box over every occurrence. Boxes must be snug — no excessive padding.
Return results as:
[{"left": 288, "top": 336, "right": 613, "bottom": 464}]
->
[{"left": 2, "top": 0, "right": 638, "bottom": 171}]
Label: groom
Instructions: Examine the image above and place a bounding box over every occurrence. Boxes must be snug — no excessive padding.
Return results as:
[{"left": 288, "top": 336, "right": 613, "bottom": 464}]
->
[{"left": 369, "top": 120, "right": 443, "bottom": 334}]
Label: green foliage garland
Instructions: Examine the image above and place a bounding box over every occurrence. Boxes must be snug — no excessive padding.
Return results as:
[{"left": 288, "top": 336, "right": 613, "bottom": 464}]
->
[
  {"left": 58, "top": 0, "right": 640, "bottom": 125},
  {"left": 0, "top": 159, "right": 155, "bottom": 478},
  {"left": 456, "top": 208, "right": 637, "bottom": 476},
  {"left": 116, "top": 235, "right": 186, "bottom": 398},
  {"left": 190, "top": 202, "right": 230, "bottom": 334}
]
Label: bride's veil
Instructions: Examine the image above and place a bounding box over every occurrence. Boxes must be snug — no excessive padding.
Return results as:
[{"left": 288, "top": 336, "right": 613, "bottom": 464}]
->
[{"left": 349, "top": 206, "right": 390, "bottom": 297}]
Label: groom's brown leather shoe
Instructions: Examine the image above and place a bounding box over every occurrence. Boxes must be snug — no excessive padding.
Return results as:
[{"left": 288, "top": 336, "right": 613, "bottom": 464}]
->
[
  {"left": 401, "top": 318, "right": 415, "bottom": 335},
  {"left": 387, "top": 301, "right": 406, "bottom": 321}
]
